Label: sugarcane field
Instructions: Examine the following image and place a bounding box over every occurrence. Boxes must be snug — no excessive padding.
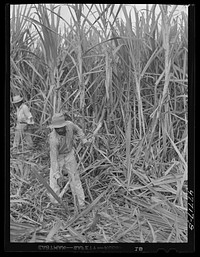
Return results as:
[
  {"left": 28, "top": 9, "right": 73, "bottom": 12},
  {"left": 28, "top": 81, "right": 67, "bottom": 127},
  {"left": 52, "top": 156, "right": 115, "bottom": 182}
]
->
[{"left": 9, "top": 4, "right": 190, "bottom": 246}]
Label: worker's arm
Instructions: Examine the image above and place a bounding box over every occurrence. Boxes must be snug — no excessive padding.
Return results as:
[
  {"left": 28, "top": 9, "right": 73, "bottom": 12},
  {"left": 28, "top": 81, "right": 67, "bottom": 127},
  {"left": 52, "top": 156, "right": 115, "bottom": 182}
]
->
[{"left": 72, "top": 123, "right": 88, "bottom": 144}]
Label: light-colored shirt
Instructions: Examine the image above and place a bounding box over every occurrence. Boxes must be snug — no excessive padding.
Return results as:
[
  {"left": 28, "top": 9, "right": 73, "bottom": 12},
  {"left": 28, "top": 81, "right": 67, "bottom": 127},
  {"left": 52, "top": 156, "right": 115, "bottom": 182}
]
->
[
  {"left": 49, "top": 121, "right": 87, "bottom": 173},
  {"left": 16, "top": 103, "right": 34, "bottom": 124}
]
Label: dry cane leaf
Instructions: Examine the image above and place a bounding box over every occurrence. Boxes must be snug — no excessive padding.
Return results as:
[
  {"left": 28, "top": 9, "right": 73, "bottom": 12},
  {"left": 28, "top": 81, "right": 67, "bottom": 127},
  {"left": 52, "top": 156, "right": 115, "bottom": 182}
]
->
[{"left": 46, "top": 220, "right": 62, "bottom": 242}]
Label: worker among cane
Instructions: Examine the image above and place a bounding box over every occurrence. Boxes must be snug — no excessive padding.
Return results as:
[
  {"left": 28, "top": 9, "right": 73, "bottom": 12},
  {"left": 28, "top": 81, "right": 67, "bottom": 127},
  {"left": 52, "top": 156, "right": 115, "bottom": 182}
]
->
[
  {"left": 12, "top": 95, "right": 34, "bottom": 148},
  {"left": 49, "top": 113, "right": 91, "bottom": 207}
]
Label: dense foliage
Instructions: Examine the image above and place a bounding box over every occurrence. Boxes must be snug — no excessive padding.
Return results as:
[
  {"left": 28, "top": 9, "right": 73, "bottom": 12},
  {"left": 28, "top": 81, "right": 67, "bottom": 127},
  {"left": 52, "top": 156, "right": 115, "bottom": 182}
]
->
[{"left": 10, "top": 4, "right": 188, "bottom": 243}]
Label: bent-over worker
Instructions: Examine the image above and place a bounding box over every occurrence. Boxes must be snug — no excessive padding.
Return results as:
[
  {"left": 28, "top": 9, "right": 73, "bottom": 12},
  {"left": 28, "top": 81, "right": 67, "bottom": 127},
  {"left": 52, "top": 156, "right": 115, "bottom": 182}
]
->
[{"left": 49, "top": 113, "right": 90, "bottom": 207}]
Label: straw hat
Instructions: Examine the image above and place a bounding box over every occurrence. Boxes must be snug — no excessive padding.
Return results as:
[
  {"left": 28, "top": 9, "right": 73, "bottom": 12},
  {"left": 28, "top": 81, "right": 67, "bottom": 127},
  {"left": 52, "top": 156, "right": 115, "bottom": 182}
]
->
[
  {"left": 49, "top": 113, "right": 67, "bottom": 128},
  {"left": 12, "top": 95, "right": 23, "bottom": 104}
]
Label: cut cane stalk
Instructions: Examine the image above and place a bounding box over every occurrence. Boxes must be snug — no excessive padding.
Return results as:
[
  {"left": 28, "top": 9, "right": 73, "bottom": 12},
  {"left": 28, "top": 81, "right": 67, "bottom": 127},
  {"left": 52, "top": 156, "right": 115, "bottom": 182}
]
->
[
  {"left": 59, "top": 179, "right": 71, "bottom": 198},
  {"left": 93, "top": 121, "right": 102, "bottom": 136}
]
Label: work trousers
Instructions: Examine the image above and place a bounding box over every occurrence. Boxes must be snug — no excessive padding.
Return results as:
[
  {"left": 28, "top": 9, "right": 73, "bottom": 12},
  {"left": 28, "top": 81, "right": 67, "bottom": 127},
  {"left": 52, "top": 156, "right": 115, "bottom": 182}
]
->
[
  {"left": 13, "top": 123, "right": 33, "bottom": 148},
  {"left": 49, "top": 150, "right": 85, "bottom": 206}
]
